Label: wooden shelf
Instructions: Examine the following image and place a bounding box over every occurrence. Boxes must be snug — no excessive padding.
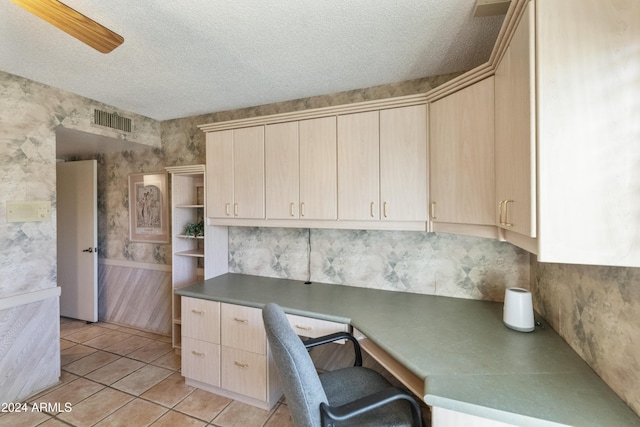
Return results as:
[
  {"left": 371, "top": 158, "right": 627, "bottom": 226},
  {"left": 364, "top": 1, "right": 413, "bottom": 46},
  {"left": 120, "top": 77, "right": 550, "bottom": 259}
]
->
[
  {"left": 176, "top": 204, "right": 204, "bottom": 209},
  {"left": 175, "top": 249, "right": 204, "bottom": 258},
  {"left": 177, "top": 234, "right": 205, "bottom": 240}
]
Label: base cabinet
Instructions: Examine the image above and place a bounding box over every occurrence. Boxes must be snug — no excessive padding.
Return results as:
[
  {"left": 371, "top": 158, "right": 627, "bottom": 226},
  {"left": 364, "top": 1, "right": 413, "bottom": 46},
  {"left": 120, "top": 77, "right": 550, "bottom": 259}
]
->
[
  {"left": 181, "top": 296, "right": 349, "bottom": 410},
  {"left": 181, "top": 297, "right": 281, "bottom": 410}
]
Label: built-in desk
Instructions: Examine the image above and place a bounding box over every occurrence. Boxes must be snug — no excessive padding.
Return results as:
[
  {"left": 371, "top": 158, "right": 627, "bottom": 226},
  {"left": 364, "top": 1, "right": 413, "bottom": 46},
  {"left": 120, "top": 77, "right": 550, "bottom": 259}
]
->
[{"left": 176, "top": 273, "right": 640, "bottom": 427}]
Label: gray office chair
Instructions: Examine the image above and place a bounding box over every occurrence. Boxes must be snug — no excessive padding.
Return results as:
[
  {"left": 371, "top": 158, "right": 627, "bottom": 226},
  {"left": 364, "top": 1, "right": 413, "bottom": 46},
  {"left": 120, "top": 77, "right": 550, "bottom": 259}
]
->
[{"left": 262, "top": 303, "right": 423, "bottom": 427}]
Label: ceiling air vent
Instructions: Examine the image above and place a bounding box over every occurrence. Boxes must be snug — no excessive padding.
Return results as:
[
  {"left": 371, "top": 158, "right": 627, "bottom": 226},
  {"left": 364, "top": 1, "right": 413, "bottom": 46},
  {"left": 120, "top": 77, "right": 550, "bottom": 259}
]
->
[{"left": 94, "top": 109, "right": 132, "bottom": 133}]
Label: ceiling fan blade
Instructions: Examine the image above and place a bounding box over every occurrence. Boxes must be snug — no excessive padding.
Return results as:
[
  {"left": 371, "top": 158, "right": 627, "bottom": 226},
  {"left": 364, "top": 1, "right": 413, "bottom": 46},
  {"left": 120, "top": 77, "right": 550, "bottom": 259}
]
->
[{"left": 10, "top": 0, "right": 124, "bottom": 53}]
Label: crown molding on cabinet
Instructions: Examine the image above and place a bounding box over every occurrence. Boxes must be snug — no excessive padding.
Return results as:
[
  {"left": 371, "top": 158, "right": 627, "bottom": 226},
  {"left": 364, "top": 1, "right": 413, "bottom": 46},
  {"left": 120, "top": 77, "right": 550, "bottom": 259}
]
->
[{"left": 198, "top": 94, "right": 428, "bottom": 132}]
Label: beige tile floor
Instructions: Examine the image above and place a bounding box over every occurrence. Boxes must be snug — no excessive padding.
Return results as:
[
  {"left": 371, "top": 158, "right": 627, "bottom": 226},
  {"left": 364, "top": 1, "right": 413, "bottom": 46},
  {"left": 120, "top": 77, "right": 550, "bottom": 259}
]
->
[{"left": 0, "top": 318, "right": 293, "bottom": 427}]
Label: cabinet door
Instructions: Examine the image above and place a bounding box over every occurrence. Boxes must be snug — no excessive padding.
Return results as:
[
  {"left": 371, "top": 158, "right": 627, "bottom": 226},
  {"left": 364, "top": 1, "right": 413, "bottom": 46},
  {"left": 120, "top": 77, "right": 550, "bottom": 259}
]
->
[
  {"left": 265, "top": 122, "right": 299, "bottom": 219},
  {"left": 536, "top": 0, "right": 640, "bottom": 266},
  {"left": 338, "top": 111, "right": 380, "bottom": 220},
  {"left": 206, "top": 131, "right": 234, "bottom": 218},
  {"left": 182, "top": 337, "right": 221, "bottom": 387},
  {"left": 220, "top": 303, "right": 266, "bottom": 355},
  {"left": 430, "top": 79, "right": 495, "bottom": 225},
  {"left": 495, "top": 1, "right": 536, "bottom": 238},
  {"left": 299, "top": 116, "right": 337, "bottom": 220},
  {"left": 233, "top": 126, "right": 265, "bottom": 219},
  {"left": 380, "top": 105, "right": 428, "bottom": 221},
  {"left": 221, "top": 346, "right": 267, "bottom": 401},
  {"left": 182, "top": 297, "right": 220, "bottom": 343}
]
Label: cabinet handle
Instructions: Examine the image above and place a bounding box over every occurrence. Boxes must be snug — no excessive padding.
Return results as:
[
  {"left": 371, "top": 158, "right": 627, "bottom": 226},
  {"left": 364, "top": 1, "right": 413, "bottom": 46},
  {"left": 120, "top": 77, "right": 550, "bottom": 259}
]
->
[
  {"left": 498, "top": 200, "right": 505, "bottom": 225},
  {"left": 290, "top": 202, "right": 295, "bottom": 217},
  {"left": 234, "top": 203, "right": 238, "bottom": 216},
  {"left": 191, "top": 309, "right": 205, "bottom": 316},
  {"left": 300, "top": 202, "right": 305, "bottom": 217},
  {"left": 233, "top": 317, "right": 248, "bottom": 324},
  {"left": 383, "top": 202, "right": 388, "bottom": 218},
  {"left": 295, "top": 324, "right": 312, "bottom": 331},
  {"left": 234, "top": 361, "right": 249, "bottom": 368},
  {"left": 430, "top": 201, "right": 437, "bottom": 220},
  {"left": 503, "top": 200, "right": 514, "bottom": 227},
  {"left": 191, "top": 350, "right": 205, "bottom": 357},
  {"left": 225, "top": 203, "right": 231, "bottom": 216},
  {"left": 370, "top": 202, "right": 375, "bottom": 218}
]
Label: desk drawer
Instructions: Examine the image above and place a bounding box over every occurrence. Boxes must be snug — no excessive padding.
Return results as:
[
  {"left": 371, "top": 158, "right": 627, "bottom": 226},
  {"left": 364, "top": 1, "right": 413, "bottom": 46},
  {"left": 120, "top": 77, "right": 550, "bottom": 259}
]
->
[
  {"left": 182, "top": 337, "right": 220, "bottom": 387},
  {"left": 221, "top": 303, "right": 266, "bottom": 355},
  {"left": 287, "top": 314, "right": 349, "bottom": 339},
  {"left": 221, "top": 346, "right": 267, "bottom": 401},
  {"left": 182, "top": 297, "right": 220, "bottom": 343}
]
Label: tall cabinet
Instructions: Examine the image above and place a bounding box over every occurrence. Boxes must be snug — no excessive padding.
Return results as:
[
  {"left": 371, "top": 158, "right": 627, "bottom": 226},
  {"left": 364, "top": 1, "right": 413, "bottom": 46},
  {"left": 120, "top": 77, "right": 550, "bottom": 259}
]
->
[
  {"left": 166, "top": 165, "right": 228, "bottom": 351},
  {"left": 492, "top": 0, "right": 640, "bottom": 266},
  {"left": 494, "top": 1, "right": 536, "bottom": 240}
]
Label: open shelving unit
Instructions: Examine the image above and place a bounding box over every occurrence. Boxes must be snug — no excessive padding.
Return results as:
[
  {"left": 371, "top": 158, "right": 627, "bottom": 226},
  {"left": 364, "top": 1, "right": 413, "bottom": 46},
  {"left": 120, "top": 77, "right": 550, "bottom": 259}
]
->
[{"left": 166, "top": 165, "right": 228, "bottom": 352}]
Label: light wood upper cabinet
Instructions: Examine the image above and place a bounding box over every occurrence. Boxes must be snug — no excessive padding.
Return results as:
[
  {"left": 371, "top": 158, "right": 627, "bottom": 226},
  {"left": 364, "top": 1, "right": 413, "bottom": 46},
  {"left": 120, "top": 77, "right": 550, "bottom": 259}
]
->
[
  {"left": 265, "top": 122, "right": 299, "bottom": 219},
  {"left": 206, "top": 126, "right": 265, "bottom": 220},
  {"left": 233, "top": 127, "right": 265, "bottom": 219},
  {"left": 206, "top": 130, "right": 234, "bottom": 219},
  {"left": 338, "top": 111, "right": 380, "bottom": 220},
  {"left": 534, "top": 0, "right": 640, "bottom": 266},
  {"left": 299, "top": 116, "right": 337, "bottom": 220},
  {"left": 430, "top": 78, "right": 495, "bottom": 226},
  {"left": 265, "top": 117, "right": 337, "bottom": 220},
  {"left": 337, "top": 106, "right": 428, "bottom": 222},
  {"left": 204, "top": 97, "right": 427, "bottom": 230},
  {"left": 380, "top": 104, "right": 428, "bottom": 222},
  {"left": 494, "top": 1, "right": 536, "bottom": 238}
]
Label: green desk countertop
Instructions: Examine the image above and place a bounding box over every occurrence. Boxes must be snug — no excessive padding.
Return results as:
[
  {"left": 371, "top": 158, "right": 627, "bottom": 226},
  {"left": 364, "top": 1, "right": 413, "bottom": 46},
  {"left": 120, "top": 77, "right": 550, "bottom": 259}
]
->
[{"left": 177, "top": 273, "right": 640, "bottom": 427}]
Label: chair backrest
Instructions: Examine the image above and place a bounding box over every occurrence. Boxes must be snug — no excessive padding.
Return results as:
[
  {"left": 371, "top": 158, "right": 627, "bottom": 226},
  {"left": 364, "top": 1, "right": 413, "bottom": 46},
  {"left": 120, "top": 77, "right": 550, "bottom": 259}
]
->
[{"left": 263, "top": 303, "right": 328, "bottom": 427}]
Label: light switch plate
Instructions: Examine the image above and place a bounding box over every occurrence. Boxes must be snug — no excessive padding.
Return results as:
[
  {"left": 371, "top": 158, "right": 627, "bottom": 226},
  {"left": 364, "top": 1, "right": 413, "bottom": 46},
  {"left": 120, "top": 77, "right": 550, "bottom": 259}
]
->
[{"left": 6, "top": 201, "right": 52, "bottom": 222}]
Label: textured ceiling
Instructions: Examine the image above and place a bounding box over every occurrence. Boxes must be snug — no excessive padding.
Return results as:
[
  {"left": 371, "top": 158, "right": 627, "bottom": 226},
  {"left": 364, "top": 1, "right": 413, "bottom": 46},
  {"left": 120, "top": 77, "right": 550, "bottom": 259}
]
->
[{"left": 0, "top": 0, "right": 504, "bottom": 121}]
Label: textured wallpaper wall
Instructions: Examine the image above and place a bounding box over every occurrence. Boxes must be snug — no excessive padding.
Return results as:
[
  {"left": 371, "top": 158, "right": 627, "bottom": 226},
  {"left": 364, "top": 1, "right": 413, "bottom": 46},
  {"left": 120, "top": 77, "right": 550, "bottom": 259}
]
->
[
  {"left": 228, "top": 227, "right": 530, "bottom": 300},
  {"left": 0, "top": 69, "right": 160, "bottom": 401},
  {"left": 533, "top": 262, "right": 640, "bottom": 416}
]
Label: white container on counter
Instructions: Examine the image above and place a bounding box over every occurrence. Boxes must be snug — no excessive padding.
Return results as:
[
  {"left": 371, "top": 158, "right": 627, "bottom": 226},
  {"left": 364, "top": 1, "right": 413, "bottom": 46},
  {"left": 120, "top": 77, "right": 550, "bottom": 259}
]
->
[{"left": 503, "top": 287, "right": 534, "bottom": 332}]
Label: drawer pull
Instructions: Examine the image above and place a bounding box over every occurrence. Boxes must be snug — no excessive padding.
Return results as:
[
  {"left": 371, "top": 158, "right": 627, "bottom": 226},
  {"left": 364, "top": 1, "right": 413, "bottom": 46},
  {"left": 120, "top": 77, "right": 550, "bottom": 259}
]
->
[
  {"left": 234, "top": 361, "right": 249, "bottom": 368},
  {"left": 191, "top": 350, "right": 205, "bottom": 357},
  {"left": 295, "top": 324, "right": 312, "bottom": 331},
  {"left": 233, "top": 317, "right": 248, "bottom": 324},
  {"left": 191, "top": 309, "right": 205, "bottom": 316}
]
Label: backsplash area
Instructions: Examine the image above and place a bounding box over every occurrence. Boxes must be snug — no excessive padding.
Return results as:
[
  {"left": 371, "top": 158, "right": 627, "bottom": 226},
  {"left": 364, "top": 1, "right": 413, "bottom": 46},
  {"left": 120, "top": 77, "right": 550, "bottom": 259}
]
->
[
  {"left": 533, "top": 261, "right": 640, "bottom": 416},
  {"left": 229, "top": 227, "right": 530, "bottom": 301}
]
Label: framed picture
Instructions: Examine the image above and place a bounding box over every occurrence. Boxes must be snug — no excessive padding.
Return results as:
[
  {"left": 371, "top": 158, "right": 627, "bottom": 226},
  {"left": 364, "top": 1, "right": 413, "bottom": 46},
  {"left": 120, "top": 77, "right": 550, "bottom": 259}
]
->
[{"left": 128, "top": 172, "right": 169, "bottom": 244}]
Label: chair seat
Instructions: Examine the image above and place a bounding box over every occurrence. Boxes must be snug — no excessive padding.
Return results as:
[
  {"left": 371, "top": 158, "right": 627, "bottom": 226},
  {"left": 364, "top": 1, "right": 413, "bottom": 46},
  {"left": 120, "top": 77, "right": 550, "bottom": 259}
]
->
[{"left": 320, "top": 367, "right": 416, "bottom": 427}]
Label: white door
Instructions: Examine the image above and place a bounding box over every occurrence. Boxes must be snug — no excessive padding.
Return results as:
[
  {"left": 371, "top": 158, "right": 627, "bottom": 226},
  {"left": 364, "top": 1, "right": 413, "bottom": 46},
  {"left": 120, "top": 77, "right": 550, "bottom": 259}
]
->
[{"left": 57, "top": 160, "right": 98, "bottom": 322}]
